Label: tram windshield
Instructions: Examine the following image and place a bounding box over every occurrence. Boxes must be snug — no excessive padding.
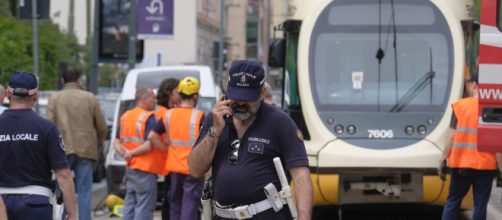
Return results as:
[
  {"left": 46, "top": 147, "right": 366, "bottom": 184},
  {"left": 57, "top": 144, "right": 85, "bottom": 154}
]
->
[{"left": 309, "top": 0, "right": 453, "bottom": 112}]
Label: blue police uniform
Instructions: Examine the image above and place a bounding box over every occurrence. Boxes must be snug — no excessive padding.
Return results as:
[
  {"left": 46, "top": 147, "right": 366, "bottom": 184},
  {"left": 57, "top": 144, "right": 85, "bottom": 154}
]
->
[
  {"left": 0, "top": 109, "right": 68, "bottom": 219},
  {"left": 195, "top": 102, "right": 309, "bottom": 219}
]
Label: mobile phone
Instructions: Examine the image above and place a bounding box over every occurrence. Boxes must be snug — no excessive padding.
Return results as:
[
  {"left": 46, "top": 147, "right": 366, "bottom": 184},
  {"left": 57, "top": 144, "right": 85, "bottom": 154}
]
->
[{"left": 222, "top": 94, "right": 231, "bottom": 120}]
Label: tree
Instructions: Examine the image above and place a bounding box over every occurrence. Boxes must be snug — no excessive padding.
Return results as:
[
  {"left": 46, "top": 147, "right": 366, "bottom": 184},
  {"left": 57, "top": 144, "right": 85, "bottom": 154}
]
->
[{"left": 0, "top": 17, "right": 83, "bottom": 90}]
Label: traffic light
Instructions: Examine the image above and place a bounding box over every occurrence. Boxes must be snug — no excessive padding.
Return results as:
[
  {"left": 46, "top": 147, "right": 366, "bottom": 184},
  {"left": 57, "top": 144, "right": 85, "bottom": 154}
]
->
[{"left": 212, "top": 41, "right": 228, "bottom": 70}]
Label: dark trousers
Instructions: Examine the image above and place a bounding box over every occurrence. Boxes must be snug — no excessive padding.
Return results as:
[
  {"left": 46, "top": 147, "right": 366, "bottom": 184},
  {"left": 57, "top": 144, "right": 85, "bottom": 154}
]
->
[
  {"left": 441, "top": 168, "right": 496, "bottom": 220},
  {"left": 169, "top": 173, "right": 204, "bottom": 220},
  {"left": 162, "top": 174, "right": 171, "bottom": 220},
  {"left": 2, "top": 194, "right": 52, "bottom": 220}
]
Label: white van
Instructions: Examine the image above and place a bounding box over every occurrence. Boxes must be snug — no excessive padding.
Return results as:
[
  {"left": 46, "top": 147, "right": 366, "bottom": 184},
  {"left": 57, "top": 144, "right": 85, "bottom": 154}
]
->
[{"left": 105, "top": 65, "right": 217, "bottom": 196}]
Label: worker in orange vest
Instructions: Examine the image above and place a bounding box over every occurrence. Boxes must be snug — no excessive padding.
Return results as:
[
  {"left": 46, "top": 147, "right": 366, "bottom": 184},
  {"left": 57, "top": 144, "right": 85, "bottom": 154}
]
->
[
  {"left": 154, "top": 77, "right": 181, "bottom": 220},
  {"left": 440, "top": 74, "right": 502, "bottom": 220},
  {"left": 149, "top": 77, "right": 205, "bottom": 220},
  {"left": 112, "top": 87, "right": 163, "bottom": 220}
]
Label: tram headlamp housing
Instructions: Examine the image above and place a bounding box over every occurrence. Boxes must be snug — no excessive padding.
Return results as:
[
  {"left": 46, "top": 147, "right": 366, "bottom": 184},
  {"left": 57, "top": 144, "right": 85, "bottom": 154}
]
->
[
  {"left": 417, "top": 125, "right": 427, "bottom": 135},
  {"left": 334, "top": 125, "right": 344, "bottom": 134},
  {"left": 347, "top": 125, "right": 356, "bottom": 135},
  {"left": 427, "top": 118, "right": 435, "bottom": 125},
  {"left": 405, "top": 126, "right": 414, "bottom": 135}
]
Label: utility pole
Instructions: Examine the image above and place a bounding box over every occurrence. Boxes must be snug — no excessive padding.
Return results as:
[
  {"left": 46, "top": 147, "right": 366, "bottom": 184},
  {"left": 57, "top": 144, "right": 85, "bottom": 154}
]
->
[
  {"left": 217, "top": 0, "right": 226, "bottom": 86},
  {"left": 90, "top": 0, "right": 99, "bottom": 94},
  {"left": 128, "top": 0, "right": 138, "bottom": 70},
  {"left": 69, "top": 0, "right": 75, "bottom": 34},
  {"left": 31, "top": 0, "right": 38, "bottom": 77}
]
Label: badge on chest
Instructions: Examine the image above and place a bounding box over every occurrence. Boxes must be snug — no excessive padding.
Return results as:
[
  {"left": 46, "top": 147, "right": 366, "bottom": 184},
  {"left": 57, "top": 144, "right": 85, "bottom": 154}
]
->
[{"left": 247, "top": 142, "right": 264, "bottom": 154}]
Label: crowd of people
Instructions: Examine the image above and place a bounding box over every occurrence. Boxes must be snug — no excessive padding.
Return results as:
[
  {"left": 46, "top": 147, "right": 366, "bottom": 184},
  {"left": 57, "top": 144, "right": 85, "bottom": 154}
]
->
[
  {"left": 0, "top": 60, "right": 312, "bottom": 220},
  {"left": 3, "top": 60, "right": 502, "bottom": 220}
]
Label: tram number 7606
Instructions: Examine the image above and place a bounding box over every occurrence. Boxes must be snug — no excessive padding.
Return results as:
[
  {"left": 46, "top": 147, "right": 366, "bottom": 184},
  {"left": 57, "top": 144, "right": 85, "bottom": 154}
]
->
[{"left": 367, "top": 129, "right": 394, "bottom": 139}]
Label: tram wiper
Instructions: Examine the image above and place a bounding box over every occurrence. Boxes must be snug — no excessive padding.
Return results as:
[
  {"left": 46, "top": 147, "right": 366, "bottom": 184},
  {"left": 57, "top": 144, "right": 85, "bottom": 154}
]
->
[{"left": 390, "top": 48, "right": 435, "bottom": 112}]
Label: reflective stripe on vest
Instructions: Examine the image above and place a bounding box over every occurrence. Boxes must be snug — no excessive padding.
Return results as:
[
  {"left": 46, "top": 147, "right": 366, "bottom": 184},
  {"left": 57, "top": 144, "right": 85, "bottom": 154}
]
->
[
  {"left": 163, "top": 108, "right": 203, "bottom": 174},
  {"left": 164, "top": 109, "right": 199, "bottom": 146},
  {"left": 121, "top": 111, "right": 149, "bottom": 144},
  {"left": 452, "top": 127, "right": 477, "bottom": 149},
  {"left": 119, "top": 107, "right": 166, "bottom": 175},
  {"left": 448, "top": 97, "right": 496, "bottom": 170}
]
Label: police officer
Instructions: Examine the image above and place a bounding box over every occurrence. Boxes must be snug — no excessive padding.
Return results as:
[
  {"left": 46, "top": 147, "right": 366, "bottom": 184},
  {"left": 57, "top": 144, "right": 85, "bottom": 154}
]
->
[
  {"left": 0, "top": 72, "right": 77, "bottom": 220},
  {"left": 440, "top": 74, "right": 502, "bottom": 220},
  {"left": 149, "top": 77, "right": 205, "bottom": 220},
  {"left": 189, "top": 60, "right": 313, "bottom": 220},
  {"left": 113, "top": 87, "right": 163, "bottom": 220}
]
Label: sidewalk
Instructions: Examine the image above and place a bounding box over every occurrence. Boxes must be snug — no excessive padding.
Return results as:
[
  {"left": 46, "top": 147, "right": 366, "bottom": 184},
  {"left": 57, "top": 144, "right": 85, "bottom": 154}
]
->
[{"left": 487, "top": 180, "right": 502, "bottom": 220}]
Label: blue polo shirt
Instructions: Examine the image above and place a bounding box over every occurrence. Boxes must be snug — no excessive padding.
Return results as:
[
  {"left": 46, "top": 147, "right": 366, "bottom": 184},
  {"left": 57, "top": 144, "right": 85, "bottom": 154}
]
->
[
  {"left": 0, "top": 109, "right": 68, "bottom": 189},
  {"left": 195, "top": 102, "right": 309, "bottom": 205}
]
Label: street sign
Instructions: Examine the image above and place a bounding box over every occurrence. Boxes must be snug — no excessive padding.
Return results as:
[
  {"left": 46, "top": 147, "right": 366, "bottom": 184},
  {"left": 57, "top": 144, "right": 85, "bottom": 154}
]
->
[{"left": 137, "top": 0, "right": 174, "bottom": 39}]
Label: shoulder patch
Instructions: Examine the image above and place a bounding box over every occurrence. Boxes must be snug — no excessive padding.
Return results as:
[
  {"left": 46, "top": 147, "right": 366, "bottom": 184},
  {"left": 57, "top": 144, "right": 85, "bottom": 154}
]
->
[
  {"left": 59, "top": 135, "right": 66, "bottom": 151},
  {"left": 296, "top": 129, "right": 304, "bottom": 142}
]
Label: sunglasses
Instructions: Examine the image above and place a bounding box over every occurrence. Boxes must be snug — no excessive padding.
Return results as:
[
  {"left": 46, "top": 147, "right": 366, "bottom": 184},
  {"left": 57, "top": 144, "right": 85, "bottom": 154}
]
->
[{"left": 228, "top": 139, "right": 241, "bottom": 165}]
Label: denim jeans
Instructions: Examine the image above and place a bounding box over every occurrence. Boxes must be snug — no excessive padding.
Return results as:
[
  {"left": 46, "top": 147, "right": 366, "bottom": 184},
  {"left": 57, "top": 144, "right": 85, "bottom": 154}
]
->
[
  {"left": 441, "top": 168, "right": 495, "bottom": 220},
  {"left": 66, "top": 154, "right": 93, "bottom": 220}
]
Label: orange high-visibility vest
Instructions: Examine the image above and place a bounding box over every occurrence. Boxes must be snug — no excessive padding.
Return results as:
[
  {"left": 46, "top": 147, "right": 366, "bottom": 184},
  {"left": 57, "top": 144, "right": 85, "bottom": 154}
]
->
[
  {"left": 448, "top": 97, "right": 497, "bottom": 170},
  {"left": 153, "top": 105, "right": 170, "bottom": 176},
  {"left": 120, "top": 107, "right": 166, "bottom": 175},
  {"left": 162, "top": 107, "right": 204, "bottom": 175},
  {"left": 154, "top": 105, "right": 168, "bottom": 121}
]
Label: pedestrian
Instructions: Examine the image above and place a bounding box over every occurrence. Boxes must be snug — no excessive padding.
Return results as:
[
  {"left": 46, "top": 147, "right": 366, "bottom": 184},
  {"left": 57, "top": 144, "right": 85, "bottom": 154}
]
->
[
  {"left": 0, "top": 72, "right": 77, "bottom": 220},
  {"left": 189, "top": 60, "right": 313, "bottom": 220},
  {"left": 154, "top": 77, "right": 181, "bottom": 220},
  {"left": 113, "top": 87, "right": 164, "bottom": 220},
  {"left": 440, "top": 73, "right": 502, "bottom": 220},
  {"left": 263, "top": 82, "right": 276, "bottom": 107},
  {"left": 0, "top": 84, "right": 7, "bottom": 114},
  {"left": 46, "top": 67, "right": 108, "bottom": 220},
  {"left": 149, "top": 76, "right": 206, "bottom": 220}
]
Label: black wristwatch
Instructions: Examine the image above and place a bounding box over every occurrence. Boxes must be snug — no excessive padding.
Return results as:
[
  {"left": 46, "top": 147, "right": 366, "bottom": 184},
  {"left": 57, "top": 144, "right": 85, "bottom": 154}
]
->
[{"left": 208, "top": 127, "right": 219, "bottom": 138}]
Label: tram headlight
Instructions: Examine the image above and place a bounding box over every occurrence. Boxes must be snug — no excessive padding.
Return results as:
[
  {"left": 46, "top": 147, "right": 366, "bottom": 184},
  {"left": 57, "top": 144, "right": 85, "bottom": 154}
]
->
[
  {"left": 347, "top": 125, "right": 356, "bottom": 135},
  {"left": 427, "top": 118, "right": 435, "bottom": 125},
  {"left": 405, "top": 126, "right": 414, "bottom": 135},
  {"left": 334, "top": 125, "right": 344, "bottom": 134},
  {"left": 417, "top": 125, "right": 427, "bottom": 135}
]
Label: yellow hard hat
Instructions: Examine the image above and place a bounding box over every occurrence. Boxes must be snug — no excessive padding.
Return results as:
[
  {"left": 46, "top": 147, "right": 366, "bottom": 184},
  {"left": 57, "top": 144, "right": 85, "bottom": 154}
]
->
[{"left": 178, "top": 76, "right": 200, "bottom": 95}]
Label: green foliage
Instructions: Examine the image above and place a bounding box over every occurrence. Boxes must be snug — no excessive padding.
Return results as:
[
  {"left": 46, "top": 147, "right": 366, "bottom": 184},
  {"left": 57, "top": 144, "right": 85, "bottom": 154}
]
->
[{"left": 0, "top": 17, "right": 84, "bottom": 90}]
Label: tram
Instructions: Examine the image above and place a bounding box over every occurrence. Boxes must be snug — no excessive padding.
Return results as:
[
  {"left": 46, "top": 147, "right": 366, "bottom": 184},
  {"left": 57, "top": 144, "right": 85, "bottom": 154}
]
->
[{"left": 269, "top": 0, "right": 477, "bottom": 207}]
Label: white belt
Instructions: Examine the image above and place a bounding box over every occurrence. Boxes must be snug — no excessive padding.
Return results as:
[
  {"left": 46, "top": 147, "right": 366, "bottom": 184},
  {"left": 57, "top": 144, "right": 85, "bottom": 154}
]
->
[
  {"left": 0, "top": 185, "right": 52, "bottom": 197},
  {"left": 214, "top": 199, "right": 273, "bottom": 219}
]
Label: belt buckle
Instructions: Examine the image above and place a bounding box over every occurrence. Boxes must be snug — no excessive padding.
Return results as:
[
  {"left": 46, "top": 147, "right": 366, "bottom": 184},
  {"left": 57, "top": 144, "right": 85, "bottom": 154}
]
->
[{"left": 233, "top": 205, "right": 252, "bottom": 219}]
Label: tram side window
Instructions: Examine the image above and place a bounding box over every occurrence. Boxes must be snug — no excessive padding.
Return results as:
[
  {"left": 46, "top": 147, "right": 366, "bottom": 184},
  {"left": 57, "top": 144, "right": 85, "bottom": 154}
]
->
[{"left": 499, "top": 0, "right": 502, "bottom": 31}]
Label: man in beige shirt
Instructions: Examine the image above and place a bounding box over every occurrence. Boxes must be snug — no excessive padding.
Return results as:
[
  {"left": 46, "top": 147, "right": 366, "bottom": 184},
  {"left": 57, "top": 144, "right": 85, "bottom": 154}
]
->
[{"left": 47, "top": 67, "right": 108, "bottom": 220}]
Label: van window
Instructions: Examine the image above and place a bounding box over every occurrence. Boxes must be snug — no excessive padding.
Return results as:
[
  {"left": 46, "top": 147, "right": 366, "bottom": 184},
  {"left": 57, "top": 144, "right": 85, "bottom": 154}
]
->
[{"left": 136, "top": 70, "right": 200, "bottom": 89}]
